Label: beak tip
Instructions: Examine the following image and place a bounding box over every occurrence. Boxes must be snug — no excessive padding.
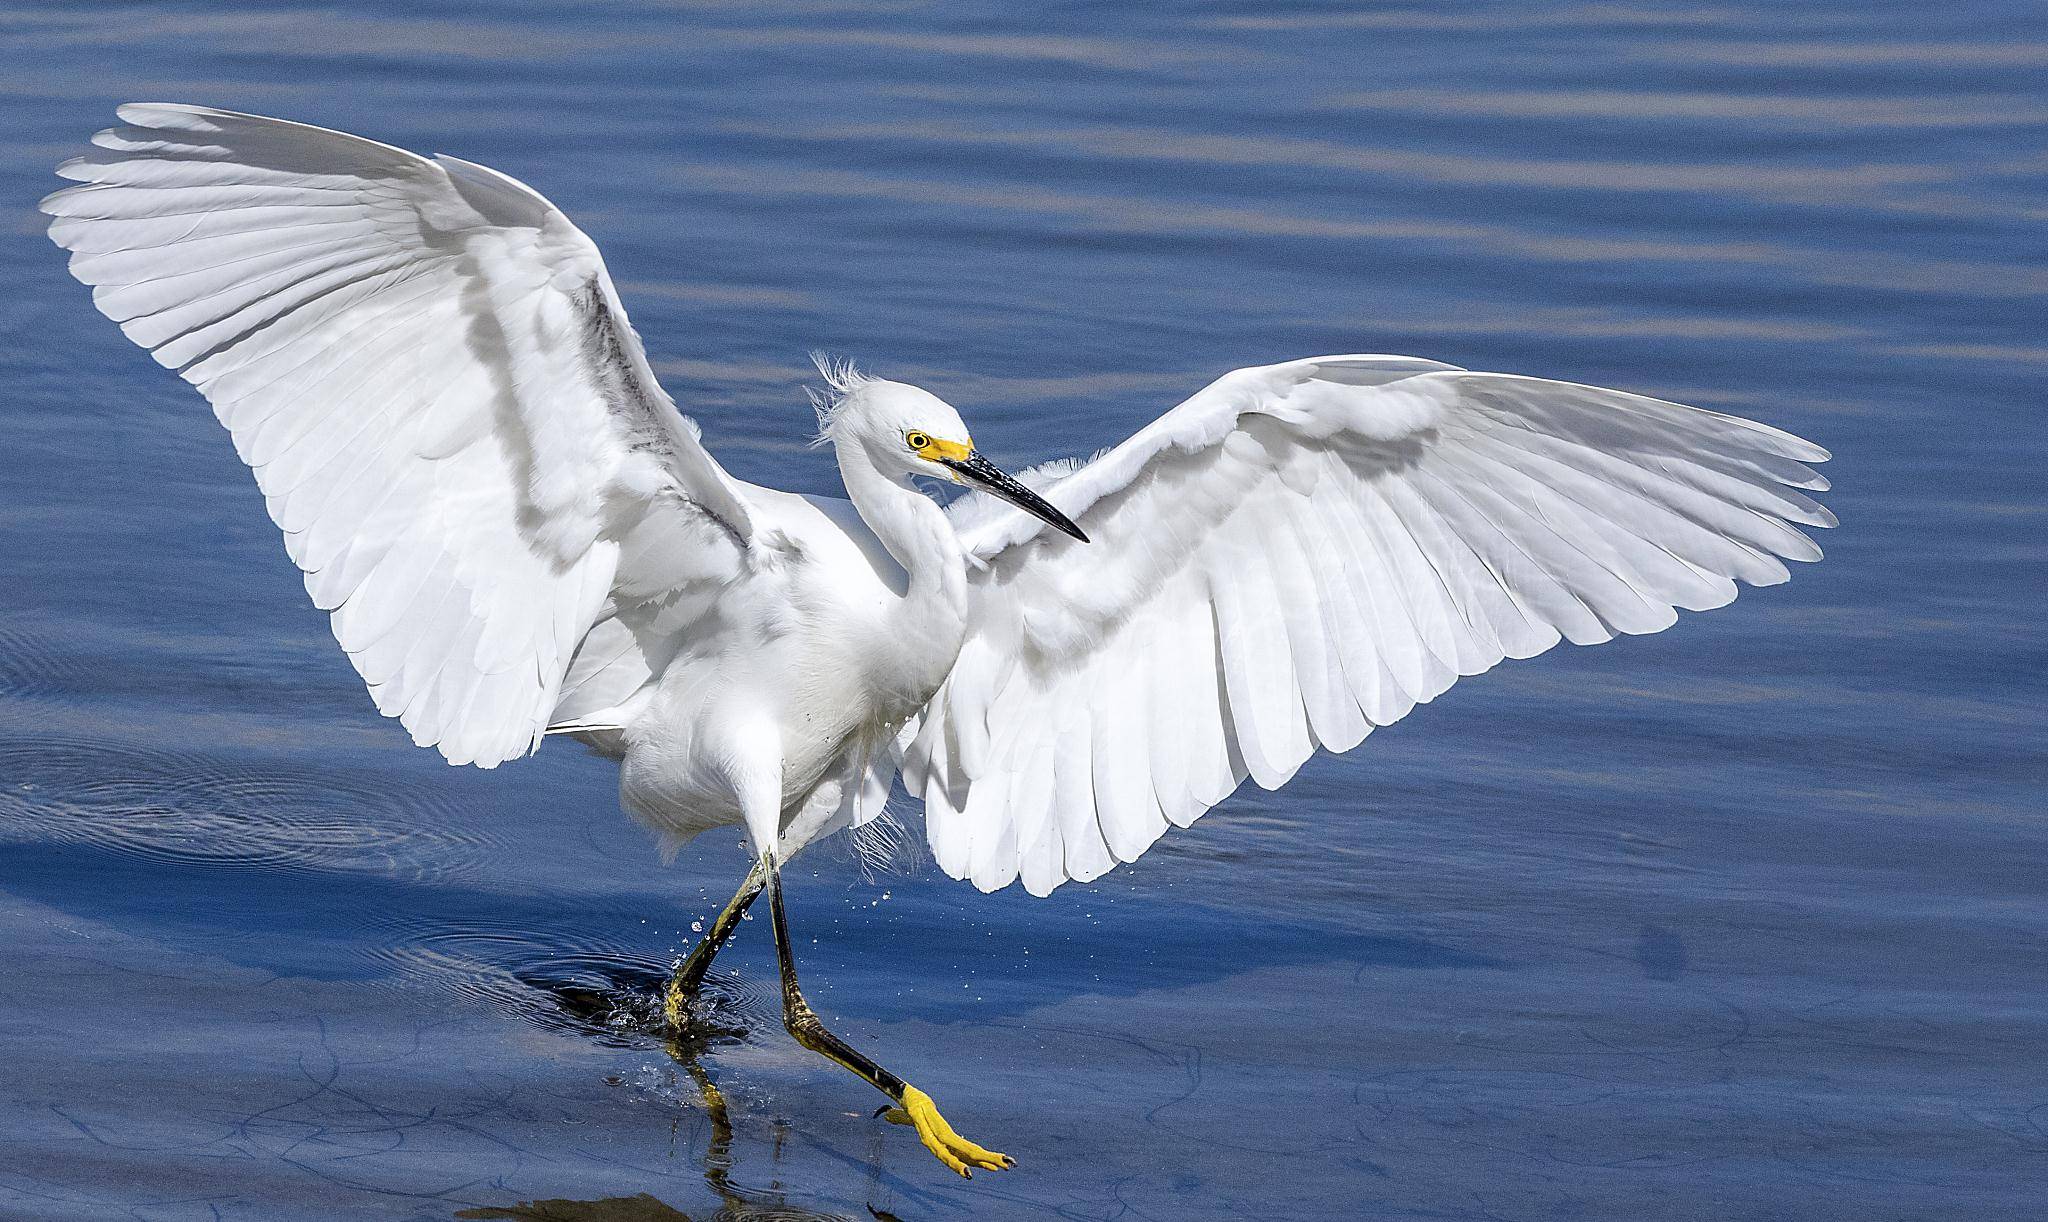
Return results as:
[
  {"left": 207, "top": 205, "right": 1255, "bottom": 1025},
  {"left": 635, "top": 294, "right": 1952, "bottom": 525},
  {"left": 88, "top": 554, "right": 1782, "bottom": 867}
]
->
[{"left": 945, "top": 451, "right": 1090, "bottom": 545}]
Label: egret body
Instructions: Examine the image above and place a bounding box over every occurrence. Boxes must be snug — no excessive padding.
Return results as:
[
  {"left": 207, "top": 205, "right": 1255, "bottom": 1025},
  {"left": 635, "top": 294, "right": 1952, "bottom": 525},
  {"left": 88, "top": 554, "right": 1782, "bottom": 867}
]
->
[{"left": 44, "top": 105, "right": 1833, "bottom": 1177}]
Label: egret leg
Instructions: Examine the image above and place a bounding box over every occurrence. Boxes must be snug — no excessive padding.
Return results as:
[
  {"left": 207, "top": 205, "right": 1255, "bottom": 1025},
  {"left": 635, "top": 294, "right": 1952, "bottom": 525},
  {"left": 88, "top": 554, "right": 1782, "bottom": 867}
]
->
[
  {"left": 664, "top": 859, "right": 768, "bottom": 1032},
  {"left": 763, "top": 858, "right": 1013, "bottom": 1177}
]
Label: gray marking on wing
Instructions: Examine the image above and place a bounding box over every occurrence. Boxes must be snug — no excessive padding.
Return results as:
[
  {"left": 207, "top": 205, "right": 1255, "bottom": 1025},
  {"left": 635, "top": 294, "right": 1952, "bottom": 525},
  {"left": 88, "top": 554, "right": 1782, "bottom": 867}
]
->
[{"left": 573, "top": 277, "right": 747, "bottom": 547}]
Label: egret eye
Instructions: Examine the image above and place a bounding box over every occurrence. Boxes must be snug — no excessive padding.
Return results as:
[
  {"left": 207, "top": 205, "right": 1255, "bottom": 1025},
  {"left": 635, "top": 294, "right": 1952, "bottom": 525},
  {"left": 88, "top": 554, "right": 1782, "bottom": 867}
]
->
[{"left": 905, "top": 430, "right": 932, "bottom": 451}]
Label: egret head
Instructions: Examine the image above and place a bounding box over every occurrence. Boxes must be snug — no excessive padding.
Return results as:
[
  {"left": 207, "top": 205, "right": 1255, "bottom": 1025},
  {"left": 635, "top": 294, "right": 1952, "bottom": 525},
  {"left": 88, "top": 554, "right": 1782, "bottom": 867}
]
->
[{"left": 809, "top": 357, "right": 1088, "bottom": 542}]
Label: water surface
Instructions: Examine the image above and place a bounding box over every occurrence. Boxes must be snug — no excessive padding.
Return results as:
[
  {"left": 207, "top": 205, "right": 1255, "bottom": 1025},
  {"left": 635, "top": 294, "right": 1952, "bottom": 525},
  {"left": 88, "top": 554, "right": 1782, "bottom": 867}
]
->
[{"left": 1, "top": 1, "right": 2044, "bottom": 1218}]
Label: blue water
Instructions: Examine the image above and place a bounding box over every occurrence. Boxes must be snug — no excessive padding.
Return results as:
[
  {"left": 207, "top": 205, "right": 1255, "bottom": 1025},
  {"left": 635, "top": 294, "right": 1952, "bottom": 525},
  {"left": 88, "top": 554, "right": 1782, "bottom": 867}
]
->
[{"left": 2, "top": 2, "right": 2044, "bottom": 1218}]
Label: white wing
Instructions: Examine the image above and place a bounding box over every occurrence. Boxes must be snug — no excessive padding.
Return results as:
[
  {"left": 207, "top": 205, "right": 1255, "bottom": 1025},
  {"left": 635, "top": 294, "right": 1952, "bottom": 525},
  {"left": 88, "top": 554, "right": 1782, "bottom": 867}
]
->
[
  {"left": 44, "top": 104, "right": 754, "bottom": 767},
  {"left": 908, "top": 355, "right": 1833, "bottom": 895}
]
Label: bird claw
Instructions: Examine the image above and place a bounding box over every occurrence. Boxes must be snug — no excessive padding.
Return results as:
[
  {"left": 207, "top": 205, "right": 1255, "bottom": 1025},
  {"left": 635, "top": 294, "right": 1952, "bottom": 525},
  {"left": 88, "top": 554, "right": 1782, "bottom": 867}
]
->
[{"left": 881, "top": 1085, "right": 1015, "bottom": 1177}]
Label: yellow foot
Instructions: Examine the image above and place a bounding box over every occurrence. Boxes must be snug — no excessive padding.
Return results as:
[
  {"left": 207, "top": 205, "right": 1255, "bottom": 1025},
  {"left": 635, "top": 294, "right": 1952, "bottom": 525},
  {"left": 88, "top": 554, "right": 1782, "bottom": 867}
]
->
[{"left": 881, "top": 1084, "right": 1015, "bottom": 1177}]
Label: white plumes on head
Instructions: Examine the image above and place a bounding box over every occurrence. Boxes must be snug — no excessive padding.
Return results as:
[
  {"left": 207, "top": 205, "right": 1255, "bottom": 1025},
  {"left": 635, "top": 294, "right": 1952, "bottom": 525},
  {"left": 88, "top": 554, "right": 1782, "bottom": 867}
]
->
[{"left": 807, "top": 351, "right": 874, "bottom": 445}]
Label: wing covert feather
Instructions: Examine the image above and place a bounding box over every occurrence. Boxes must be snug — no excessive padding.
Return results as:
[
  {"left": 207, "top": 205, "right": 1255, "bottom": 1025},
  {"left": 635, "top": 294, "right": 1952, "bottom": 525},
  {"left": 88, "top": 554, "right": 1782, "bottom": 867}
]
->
[{"left": 913, "top": 355, "right": 1832, "bottom": 894}]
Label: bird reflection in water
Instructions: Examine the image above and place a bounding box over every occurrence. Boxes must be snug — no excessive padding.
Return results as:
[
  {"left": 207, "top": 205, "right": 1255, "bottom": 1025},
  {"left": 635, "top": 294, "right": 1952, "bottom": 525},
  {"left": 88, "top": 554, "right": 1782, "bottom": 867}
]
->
[
  {"left": 477, "top": 963, "right": 903, "bottom": 1221},
  {"left": 455, "top": 1182, "right": 901, "bottom": 1222},
  {"left": 454, "top": 1192, "right": 697, "bottom": 1221},
  {"left": 451, "top": 1060, "right": 903, "bottom": 1221}
]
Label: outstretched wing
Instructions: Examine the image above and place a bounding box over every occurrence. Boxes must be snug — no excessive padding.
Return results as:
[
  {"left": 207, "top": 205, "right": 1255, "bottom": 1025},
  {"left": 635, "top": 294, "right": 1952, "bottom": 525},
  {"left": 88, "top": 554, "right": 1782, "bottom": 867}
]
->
[
  {"left": 44, "top": 104, "right": 754, "bottom": 767},
  {"left": 908, "top": 355, "right": 1833, "bottom": 895}
]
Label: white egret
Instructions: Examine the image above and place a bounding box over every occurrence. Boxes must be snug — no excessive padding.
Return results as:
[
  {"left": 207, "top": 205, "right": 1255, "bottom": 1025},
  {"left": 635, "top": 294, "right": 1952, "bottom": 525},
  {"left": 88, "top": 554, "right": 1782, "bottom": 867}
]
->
[{"left": 45, "top": 105, "right": 1832, "bottom": 1177}]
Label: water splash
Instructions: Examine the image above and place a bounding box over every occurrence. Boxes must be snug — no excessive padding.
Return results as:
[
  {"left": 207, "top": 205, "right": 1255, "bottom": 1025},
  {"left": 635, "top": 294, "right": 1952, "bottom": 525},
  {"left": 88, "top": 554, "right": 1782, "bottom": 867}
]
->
[{"left": 363, "top": 914, "right": 775, "bottom": 1050}]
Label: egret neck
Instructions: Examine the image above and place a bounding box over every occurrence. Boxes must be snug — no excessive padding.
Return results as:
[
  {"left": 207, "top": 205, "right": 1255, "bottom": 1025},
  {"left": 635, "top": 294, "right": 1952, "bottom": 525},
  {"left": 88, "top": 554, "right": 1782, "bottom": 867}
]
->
[{"left": 831, "top": 431, "right": 970, "bottom": 697}]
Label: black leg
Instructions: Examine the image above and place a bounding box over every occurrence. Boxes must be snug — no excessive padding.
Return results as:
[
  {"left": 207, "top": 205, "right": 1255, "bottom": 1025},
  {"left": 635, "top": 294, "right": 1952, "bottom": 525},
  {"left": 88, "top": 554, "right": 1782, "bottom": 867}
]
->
[
  {"left": 665, "top": 859, "right": 768, "bottom": 1031},
  {"left": 765, "top": 857, "right": 1014, "bottom": 1177}
]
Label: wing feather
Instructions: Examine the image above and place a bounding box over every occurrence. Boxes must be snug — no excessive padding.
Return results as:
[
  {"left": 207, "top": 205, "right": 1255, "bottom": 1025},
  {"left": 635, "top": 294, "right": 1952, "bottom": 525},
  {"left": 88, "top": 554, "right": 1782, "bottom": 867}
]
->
[
  {"left": 45, "top": 104, "right": 753, "bottom": 767},
  {"left": 915, "top": 355, "right": 1832, "bottom": 894}
]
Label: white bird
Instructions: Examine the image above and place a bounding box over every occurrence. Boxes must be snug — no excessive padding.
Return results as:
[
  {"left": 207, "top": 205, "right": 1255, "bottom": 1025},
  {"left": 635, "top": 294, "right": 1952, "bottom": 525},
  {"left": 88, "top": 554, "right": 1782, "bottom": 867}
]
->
[{"left": 45, "top": 104, "right": 1833, "bottom": 1177}]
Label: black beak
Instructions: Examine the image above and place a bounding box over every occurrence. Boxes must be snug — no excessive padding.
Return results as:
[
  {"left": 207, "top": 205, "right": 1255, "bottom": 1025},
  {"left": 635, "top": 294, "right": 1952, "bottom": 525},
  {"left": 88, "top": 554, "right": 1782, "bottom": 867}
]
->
[{"left": 941, "top": 452, "right": 1089, "bottom": 543}]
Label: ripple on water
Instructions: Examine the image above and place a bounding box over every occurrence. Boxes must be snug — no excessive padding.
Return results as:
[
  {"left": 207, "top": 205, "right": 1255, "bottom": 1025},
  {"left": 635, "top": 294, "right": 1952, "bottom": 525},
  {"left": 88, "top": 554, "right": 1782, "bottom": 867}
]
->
[
  {"left": 0, "top": 621, "right": 95, "bottom": 701},
  {"left": 0, "top": 737, "right": 489, "bottom": 882},
  {"left": 364, "top": 914, "right": 775, "bottom": 1050}
]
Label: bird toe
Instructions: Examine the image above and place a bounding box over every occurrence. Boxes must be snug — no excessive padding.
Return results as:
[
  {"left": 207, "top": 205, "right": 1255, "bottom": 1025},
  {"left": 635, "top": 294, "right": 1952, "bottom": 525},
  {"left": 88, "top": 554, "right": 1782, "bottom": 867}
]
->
[{"left": 886, "top": 1084, "right": 1013, "bottom": 1177}]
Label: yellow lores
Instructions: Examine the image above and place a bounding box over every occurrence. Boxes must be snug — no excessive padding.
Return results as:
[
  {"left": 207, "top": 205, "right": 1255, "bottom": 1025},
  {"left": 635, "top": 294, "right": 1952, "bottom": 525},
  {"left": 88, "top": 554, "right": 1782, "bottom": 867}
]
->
[{"left": 908, "top": 430, "right": 974, "bottom": 469}]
